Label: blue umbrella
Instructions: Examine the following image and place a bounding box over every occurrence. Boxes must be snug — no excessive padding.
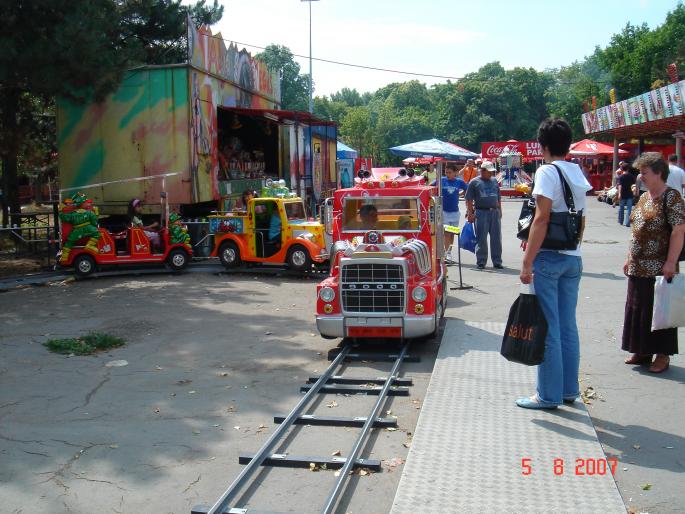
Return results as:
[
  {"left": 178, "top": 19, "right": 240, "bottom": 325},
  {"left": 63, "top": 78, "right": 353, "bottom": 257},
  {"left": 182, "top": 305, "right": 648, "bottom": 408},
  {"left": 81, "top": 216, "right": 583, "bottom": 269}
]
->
[
  {"left": 336, "top": 141, "right": 358, "bottom": 159},
  {"left": 389, "top": 138, "right": 477, "bottom": 160}
]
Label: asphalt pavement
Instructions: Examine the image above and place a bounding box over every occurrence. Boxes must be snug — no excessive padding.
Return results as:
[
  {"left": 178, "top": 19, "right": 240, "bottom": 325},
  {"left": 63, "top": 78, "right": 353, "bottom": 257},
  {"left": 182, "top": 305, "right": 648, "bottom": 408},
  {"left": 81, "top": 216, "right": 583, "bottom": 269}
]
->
[{"left": 0, "top": 197, "right": 683, "bottom": 513}]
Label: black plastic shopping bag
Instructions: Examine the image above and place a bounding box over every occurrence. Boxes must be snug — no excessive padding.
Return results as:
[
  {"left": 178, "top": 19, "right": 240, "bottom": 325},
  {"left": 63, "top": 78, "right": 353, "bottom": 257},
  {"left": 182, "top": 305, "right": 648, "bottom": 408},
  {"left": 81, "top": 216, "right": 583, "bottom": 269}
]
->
[{"left": 501, "top": 288, "right": 548, "bottom": 366}]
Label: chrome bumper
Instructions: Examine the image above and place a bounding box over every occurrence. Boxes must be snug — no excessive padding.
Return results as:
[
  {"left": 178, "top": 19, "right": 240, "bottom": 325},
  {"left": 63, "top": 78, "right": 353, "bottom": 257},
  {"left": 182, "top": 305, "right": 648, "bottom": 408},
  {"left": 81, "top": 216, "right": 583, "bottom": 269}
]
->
[{"left": 316, "top": 314, "right": 435, "bottom": 339}]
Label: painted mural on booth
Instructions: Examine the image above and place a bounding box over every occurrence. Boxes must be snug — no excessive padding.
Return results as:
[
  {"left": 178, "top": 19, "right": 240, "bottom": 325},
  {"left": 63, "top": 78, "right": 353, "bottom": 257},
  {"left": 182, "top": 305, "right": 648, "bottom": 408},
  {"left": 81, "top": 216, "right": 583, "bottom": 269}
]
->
[
  {"left": 190, "top": 71, "right": 278, "bottom": 202},
  {"left": 188, "top": 20, "right": 280, "bottom": 106},
  {"left": 583, "top": 79, "right": 685, "bottom": 134},
  {"left": 57, "top": 68, "right": 191, "bottom": 209}
]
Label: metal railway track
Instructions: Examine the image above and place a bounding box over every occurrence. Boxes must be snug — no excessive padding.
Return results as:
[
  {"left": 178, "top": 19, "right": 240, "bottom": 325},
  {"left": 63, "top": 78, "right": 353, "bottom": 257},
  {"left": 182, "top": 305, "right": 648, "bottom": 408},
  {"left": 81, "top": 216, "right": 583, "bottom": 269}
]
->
[{"left": 191, "top": 342, "right": 416, "bottom": 514}]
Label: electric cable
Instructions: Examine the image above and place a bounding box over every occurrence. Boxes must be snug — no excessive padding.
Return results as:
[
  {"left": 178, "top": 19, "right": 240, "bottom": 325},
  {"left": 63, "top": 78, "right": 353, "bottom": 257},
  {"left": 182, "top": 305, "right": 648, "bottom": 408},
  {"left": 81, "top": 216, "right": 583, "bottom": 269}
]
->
[{"left": 199, "top": 32, "right": 616, "bottom": 86}]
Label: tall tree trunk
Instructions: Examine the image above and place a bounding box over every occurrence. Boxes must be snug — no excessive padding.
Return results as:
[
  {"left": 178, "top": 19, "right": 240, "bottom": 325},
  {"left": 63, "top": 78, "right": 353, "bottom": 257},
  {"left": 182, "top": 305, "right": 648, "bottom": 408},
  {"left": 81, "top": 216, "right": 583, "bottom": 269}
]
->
[{"left": 1, "top": 88, "right": 20, "bottom": 228}]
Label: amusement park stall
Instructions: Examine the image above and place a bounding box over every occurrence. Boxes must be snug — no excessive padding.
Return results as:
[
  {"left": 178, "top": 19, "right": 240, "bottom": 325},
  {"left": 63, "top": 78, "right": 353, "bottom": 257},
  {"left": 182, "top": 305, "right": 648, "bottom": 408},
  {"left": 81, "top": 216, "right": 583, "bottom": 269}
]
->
[
  {"left": 57, "top": 22, "right": 336, "bottom": 217},
  {"left": 568, "top": 139, "right": 628, "bottom": 191},
  {"left": 481, "top": 140, "right": 541, "bottom": 194},
  {"left": 581, "top": 77, "right": 685, "bottom": 173}
]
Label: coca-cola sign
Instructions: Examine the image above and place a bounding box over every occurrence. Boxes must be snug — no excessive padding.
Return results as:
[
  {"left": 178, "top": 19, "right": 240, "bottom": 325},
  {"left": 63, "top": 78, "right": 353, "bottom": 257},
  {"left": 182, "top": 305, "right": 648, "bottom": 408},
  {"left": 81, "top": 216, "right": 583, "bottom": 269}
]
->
[{"left": 481, "top": 141, "right": 543, "bottom": 160}]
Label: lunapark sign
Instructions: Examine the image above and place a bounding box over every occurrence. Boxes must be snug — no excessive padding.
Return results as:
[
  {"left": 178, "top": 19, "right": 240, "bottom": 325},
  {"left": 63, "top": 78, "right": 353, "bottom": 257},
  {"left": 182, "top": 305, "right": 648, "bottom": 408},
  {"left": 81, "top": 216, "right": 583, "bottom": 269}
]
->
[{"left": 481, "top": 141, "right": 543, "bottom": 160}]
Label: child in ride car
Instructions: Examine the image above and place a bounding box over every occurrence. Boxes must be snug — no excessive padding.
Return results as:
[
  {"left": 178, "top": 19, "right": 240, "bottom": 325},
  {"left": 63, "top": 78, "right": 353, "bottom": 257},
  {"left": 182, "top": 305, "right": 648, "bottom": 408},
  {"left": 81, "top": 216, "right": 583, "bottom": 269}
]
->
[{"left": 128, "top": 198, "right": 161, "bottom": 252}]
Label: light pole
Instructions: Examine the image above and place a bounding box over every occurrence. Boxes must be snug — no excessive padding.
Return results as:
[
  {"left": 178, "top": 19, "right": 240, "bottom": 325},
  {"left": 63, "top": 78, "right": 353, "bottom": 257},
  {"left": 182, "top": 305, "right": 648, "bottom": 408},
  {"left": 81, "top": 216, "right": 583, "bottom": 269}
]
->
[{"left": 301, "top": 0, "right": 319, "bottom": 113}]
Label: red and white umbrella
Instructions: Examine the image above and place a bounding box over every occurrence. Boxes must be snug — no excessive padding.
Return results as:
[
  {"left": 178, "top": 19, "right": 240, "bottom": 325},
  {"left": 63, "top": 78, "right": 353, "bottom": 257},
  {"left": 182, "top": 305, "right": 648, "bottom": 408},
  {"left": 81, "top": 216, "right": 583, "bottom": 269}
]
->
[{"left": 569, "top": 139, "right": 629, "bottom": 157}]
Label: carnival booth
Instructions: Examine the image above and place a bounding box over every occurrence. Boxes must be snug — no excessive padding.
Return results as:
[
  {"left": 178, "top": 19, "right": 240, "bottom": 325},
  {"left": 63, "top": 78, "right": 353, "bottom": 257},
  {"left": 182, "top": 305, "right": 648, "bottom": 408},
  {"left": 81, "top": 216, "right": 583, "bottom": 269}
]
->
[
  {"left": 390, "top": 138, "right": 477, "bottom": 183},
  {"left": 568, "top": 139, "right": 629, "bottom": 191},
  {"left": 581, "top": 77, "right": 685, "bottom": 172},
  {"left": 620, "top": 142, "right": 676, "bottom": 161},
  {"left": 57, "top": 21, "right": 337, "bottom": 219},
  {"left": 336, "top": 141, "right": 358, "bottom": 189},
  {"left": 481, "top": 140, "right": 541, "bottom": 196}
]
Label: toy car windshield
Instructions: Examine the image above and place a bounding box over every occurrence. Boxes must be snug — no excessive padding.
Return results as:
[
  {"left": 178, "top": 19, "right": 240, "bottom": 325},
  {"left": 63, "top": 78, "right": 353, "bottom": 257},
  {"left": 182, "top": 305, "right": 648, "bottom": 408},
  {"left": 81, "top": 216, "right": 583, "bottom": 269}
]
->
[
  {"left": 342, "top": 197, "right": 419, "bottom": 232},
  {"left": 285, "top": 201, "right": 307, "bottom": 221}
]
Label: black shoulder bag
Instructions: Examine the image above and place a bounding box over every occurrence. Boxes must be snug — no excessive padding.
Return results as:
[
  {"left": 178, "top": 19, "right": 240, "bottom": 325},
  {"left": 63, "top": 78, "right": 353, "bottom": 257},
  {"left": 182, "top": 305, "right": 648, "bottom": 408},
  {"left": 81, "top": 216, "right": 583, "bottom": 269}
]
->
[
  {"left": 517, "top": 164, "right": 583, "bottom": 251},
  {"left": 662, "top": 188, "right": 685, "bottom": 261}
]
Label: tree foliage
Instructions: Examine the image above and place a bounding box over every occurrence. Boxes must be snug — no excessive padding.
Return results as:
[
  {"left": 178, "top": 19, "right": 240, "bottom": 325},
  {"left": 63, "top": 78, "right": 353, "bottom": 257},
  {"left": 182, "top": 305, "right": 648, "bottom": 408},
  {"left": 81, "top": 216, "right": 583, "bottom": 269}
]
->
[
  {"left": 256, "top": 44, "right": 311, "bottom": 112},
  {"left": 3, "top": 1, "right": 685, "bottom": 217},
  {"left": 0, "top": 0, "right": 222, "bottom": 224},
  {"left": 313, "top": 4, "right": 685, "bottom": 165}
]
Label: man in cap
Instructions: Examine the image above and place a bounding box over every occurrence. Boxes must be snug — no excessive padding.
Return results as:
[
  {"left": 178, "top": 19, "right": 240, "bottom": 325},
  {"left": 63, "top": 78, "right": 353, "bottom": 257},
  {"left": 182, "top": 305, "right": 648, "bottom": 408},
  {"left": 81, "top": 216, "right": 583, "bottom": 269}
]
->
[{"left": 465, "top": 161, "right": 503, "bottom": 269}]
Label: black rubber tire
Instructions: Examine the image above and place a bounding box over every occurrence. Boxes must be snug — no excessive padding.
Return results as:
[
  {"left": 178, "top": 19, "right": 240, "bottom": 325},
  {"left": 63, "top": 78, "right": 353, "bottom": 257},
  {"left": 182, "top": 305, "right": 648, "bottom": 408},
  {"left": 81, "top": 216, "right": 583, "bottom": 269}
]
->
[
  {"left": 73, "top": 254, "right": 96, "bottom": 278},
  {"left": 287, "top": 245, "right": 312, "bottom": 272},
  {"left": 167, "top": 248, "right": 189, "bottom": 271},
  {"left": 218, "top": 241, "right": 241, "bottom": 268}
]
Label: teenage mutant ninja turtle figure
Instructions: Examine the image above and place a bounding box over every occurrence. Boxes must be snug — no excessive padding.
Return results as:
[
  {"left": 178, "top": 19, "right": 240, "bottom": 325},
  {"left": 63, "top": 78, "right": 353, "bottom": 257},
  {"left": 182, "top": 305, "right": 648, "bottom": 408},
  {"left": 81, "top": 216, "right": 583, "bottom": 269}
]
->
[
  {"left": 59, "top": 192, "right": 101, "bottom": 262},
  {"left": 169, "top": 213, "right": 191, "bottom": 247}
]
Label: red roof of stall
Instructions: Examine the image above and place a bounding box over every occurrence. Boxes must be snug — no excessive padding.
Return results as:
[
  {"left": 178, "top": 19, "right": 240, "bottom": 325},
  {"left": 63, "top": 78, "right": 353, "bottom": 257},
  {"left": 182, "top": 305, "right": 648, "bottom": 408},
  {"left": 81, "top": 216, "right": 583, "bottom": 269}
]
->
[
  {"left": 219, "top": 107, "right": 337, "bottom": 126},
  {"left": 569, "top": 139, "right": 629, "bottom": 157}
]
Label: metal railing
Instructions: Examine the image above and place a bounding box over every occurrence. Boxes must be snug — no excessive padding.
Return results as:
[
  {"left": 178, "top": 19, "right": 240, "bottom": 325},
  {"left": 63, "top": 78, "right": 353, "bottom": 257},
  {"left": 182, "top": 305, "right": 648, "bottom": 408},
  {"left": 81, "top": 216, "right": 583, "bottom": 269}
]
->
[{"left": 0, "top": 210, "right": 59, "bottom": 268}]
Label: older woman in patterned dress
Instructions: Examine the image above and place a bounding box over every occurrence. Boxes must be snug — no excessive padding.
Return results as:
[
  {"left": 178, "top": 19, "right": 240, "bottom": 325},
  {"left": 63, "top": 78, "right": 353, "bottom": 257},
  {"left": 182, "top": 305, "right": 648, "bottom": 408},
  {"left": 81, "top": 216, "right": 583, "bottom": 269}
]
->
[{"left": 622, "top": 152, "right": 685, "bottom": 373}]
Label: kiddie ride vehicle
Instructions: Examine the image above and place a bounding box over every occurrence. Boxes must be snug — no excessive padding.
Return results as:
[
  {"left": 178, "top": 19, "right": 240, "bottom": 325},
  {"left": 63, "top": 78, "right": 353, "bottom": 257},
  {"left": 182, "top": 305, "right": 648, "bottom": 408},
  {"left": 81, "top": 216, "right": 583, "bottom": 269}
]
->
[
  {"left": 57, "top": 179, "right": 192, "bottom": 278},
  {"left": 316, "top": 168, "right": 447, "bottom": 340},
  {"left": 211, "top": 180, "right": 328, "bottom": 272}
]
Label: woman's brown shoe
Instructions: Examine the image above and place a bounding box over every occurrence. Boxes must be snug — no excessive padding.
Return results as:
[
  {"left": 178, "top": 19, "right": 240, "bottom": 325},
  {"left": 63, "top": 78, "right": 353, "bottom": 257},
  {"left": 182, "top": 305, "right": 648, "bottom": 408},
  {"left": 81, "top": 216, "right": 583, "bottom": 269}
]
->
[
  {"left": 649, "top": 355, "right": 670, "bottom": 373},
  {"left": 624, "top": 353, "right": 653, "bottom": 365}
]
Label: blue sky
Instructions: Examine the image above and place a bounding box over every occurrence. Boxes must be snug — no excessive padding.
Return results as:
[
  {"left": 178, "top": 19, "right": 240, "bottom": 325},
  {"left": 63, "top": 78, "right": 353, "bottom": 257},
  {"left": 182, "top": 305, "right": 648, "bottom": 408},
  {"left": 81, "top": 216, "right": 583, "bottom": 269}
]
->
[{"left": 215, "top": 0, "right": 682, "bottom": 96}]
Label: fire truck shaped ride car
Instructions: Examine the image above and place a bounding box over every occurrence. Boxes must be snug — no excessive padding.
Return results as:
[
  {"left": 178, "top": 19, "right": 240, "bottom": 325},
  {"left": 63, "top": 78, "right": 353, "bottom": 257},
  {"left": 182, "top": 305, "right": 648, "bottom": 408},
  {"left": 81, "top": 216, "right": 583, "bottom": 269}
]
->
[{"left": 316, "top": 168, "right": 447, "bottom": 340}]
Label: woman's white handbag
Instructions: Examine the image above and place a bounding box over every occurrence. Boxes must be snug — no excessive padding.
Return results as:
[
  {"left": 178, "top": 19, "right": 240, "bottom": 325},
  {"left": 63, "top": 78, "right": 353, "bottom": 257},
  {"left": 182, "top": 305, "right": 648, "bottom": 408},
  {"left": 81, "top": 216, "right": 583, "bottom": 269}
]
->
[{"left": 652, "top": 274, "right": 685, "bottom": 330}]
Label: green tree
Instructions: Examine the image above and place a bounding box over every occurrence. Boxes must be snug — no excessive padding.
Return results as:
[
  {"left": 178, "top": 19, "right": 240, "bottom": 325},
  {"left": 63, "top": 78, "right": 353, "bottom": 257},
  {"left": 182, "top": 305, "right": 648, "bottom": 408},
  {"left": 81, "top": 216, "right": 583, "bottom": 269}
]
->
[
  {"left": 438, "top": 63, "right": 552, "bottom": 149},
  {"left": 0, "top": 0, "right": 223, "bottom": 225},
  {"left": 313, "top": 96, "right": 348, "bottom": 124},
  {"left": 1, "top": 0, "right": 121, "bottom": 225},
  {"left": 594, "top": 22, "right": 653, "bottom": 98},
  {"left": 546, "top": 57, "right": 609, "bottom": 138},
  {"left": 255, "top": 45, "right": 311, "bottom": 111},
  {"left": 118, "top": 0, "right": 223, "bottom": 65},
  {"left": 330, "top": 88, "right": 366, "bottom": 107},
  {"left": 339, "top": 107, "right": 371, "bottom": 156}
]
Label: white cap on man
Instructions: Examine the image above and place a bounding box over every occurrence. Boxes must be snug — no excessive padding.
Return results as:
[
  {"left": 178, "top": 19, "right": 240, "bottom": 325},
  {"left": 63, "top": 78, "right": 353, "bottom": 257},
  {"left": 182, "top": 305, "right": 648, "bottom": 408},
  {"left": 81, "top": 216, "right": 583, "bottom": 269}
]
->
[{"left": 480, "top": 160, "right": 496, "bottom": 172}]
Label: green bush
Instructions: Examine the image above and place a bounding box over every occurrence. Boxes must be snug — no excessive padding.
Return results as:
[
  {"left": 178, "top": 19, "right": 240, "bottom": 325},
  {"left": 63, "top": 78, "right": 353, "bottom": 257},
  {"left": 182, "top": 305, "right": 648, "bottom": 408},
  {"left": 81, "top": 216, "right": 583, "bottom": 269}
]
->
[{"left": 44, "top": 332, "right": 125, "bottom": 355}]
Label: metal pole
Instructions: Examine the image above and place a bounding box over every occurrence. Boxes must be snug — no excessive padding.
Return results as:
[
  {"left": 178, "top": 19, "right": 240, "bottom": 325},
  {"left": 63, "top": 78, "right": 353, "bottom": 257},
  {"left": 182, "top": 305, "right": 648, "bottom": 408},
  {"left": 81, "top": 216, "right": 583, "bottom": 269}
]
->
[
  {"left": 308, "top": 0, "right": 313, "bottom": 114},
  {"left": 612, "top": 138, "right": 619, "bottom": 186},
  {"left": 675, "top": 132, "right": 684, "bottom": 168}
]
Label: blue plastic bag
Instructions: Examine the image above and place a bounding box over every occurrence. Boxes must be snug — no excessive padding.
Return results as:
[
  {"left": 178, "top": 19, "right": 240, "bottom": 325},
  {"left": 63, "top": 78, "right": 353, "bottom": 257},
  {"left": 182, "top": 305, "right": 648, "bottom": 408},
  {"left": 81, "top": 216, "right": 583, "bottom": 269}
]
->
[{"left": 459, "top": 222, "right": 476, "bottom": 253}]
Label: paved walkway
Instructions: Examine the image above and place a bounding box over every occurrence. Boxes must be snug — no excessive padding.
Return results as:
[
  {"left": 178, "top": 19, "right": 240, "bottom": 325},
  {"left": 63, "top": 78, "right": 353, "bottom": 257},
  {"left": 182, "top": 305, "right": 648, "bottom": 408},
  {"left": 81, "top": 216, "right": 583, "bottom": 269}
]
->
[{"left": 392, "top": 319, "right": 626, "bottom": 514}]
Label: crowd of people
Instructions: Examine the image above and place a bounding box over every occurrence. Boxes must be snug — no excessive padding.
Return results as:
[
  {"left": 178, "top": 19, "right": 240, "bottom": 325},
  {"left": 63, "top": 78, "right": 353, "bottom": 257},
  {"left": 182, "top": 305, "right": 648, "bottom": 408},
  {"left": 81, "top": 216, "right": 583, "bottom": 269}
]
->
[
  {"left": 601, "top": 154, "right": 685, "bottom": 230},
  {"left": 427, "top": 118, "right": 683, "bottom": 409}
]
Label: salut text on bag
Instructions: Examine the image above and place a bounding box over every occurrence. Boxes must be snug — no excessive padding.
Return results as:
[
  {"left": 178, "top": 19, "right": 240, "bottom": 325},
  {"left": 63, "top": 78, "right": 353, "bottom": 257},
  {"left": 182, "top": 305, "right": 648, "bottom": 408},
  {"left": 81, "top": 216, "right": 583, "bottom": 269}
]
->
[{"left": 507, "top": 323, "right": 535, "bottom": 342}]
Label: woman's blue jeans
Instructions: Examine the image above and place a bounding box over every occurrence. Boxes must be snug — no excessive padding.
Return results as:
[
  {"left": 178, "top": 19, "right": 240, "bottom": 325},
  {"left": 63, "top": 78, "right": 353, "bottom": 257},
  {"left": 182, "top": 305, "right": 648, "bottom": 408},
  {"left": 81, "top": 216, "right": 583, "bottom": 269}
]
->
[{"left": 533, "top": 251, "right": 583, "bottom": 405}]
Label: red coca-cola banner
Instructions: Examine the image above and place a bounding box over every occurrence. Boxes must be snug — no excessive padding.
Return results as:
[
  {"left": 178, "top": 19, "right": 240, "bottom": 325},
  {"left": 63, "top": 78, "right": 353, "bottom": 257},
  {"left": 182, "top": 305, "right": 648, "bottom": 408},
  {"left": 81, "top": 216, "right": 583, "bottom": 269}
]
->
[{"left": 481, "top": 141, "right": 544, "bottom": 160}]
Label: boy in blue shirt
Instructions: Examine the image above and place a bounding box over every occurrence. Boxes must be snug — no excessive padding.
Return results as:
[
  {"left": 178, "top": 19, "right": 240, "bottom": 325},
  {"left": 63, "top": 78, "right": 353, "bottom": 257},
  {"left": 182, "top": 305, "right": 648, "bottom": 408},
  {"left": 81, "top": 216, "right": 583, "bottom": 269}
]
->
[{"left": 432, "top": 164, "right": 468, "bottom": 258}]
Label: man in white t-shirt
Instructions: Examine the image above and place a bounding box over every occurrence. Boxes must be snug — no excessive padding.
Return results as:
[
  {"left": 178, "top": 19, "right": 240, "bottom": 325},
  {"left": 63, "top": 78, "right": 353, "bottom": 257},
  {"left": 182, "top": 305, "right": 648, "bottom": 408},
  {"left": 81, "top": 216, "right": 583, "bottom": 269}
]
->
[{"left": 667, "top": 154, "right": 685, "bottom": 196}]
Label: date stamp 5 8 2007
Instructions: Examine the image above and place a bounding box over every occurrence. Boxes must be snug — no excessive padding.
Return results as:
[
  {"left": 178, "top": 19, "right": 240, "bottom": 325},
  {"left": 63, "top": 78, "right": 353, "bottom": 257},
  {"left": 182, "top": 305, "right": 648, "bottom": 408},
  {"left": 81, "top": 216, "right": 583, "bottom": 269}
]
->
[{"left": 521, "top": 457, "right": 618, "bottom": 476}]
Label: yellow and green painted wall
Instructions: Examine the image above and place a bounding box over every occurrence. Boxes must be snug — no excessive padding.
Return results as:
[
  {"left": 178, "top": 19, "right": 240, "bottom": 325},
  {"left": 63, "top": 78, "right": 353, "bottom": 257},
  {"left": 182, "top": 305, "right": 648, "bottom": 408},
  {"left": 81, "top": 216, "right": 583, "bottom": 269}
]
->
[{"left": 57, "top": 22, "right": 335, "bottom": 214}]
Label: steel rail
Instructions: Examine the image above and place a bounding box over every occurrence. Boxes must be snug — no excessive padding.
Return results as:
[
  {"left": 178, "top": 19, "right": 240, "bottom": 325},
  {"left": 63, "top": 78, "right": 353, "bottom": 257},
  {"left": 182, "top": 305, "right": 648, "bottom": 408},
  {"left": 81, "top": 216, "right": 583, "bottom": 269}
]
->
[
  {"left": 207, "top": 345, "right": 351, "bottom": 514},
  {"left": 59, "top": 172, "right": 181, "bottom": 194},
  {"left": 321, "top": 343, "right": 409, "bottom": 514}
]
